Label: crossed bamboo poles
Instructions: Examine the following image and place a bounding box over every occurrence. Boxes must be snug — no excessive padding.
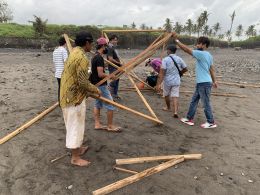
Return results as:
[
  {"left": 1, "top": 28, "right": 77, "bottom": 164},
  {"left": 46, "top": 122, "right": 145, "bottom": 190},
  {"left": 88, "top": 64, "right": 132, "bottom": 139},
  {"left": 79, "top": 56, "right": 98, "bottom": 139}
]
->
[{"left": 0, "top": 31, "right": 172, "bottom": 145}]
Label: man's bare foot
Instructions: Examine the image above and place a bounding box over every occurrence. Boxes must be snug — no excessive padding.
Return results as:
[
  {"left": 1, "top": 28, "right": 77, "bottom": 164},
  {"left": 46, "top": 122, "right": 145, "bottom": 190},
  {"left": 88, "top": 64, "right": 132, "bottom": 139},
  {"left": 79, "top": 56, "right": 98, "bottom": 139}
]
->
[
  {"left": 71, "top": 158, "right": 91, "bottom": 167},
  {"left": 162, "top": 107, "right": 170, "bottom": 111},
  {"left": 79, "top": 146, "right": 89, "bottom": 156}
]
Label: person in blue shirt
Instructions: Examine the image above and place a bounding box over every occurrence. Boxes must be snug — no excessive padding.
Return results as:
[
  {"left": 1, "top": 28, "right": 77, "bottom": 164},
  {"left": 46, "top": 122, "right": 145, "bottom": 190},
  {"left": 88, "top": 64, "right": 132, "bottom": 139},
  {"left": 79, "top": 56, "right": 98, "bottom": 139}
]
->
[{"left": 172, "top": 32, "right": 218, "bottom": 128}]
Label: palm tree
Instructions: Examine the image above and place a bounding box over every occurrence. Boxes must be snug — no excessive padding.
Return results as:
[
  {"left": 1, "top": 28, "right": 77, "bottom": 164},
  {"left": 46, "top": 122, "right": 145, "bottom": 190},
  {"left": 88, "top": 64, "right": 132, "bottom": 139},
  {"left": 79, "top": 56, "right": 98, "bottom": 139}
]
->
[
  {"left": 245, "top": 25, "right": 257, "bottom": 38},
  {"left": 28, "top": 15, "right": 48, "bottom": 37},
  {"left": 227, "top": 10, "right": 236, "bottom": 43},
  {"left": 203, "top": 25, "right": 209, "bottom": 36},
  {"left": 213, "top": 22, "right": 221, "bottom": 38},
  {"left": 131, "top": 22, "right": 136, "bottom": 29},
  {"left": 163, "top": 18, "right": 173, "bottom": 32},
  {"left": 235, "top": 24, "right": 243, "bottom": 40},
  {"left": 185, "top": 19, "right": 193, "bottom": 36},
  {"left": 200, "top": 10, "right": 210, "bottom": 27},
  {"left": 140, "top": 23, "right": 146, "bottom": 30},
  {"left": 173, "top": 22, "right": 183, "bottom": 34},
  {"left": 225, "top": 30, "right": 232, "bottom": 42},
  {"left": 196, "top": 16, "right": 203, "bottom": 37}
]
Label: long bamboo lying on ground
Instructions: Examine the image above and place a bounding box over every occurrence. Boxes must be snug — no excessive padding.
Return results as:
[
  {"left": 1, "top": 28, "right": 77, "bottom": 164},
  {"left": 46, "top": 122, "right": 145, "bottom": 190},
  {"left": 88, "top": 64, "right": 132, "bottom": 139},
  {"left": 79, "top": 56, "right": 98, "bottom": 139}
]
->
[
  {"left": 181, "top": 90, "right": 247, "bottom": 98},
  {"left": 115, "top": 154, "right": 202, "bottom": 165},
  {"left": 113, "top": 166, "right": 138, "bottom": 174},
  {"left": 218, "top": 81, "right": 260, "bottom": 88},
  {"left": 0, "top": 102, "right": 59, "bottom": 145},
  {"left": 92, "top": 156, "right": 184, "bottom": 195}
]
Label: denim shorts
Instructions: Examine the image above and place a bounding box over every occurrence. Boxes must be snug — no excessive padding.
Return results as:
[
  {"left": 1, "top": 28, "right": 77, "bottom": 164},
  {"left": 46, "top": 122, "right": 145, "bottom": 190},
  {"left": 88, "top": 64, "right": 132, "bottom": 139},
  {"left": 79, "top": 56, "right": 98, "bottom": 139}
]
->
[{"left": 95, "top": 85, "right": 115, "bottom": 111}]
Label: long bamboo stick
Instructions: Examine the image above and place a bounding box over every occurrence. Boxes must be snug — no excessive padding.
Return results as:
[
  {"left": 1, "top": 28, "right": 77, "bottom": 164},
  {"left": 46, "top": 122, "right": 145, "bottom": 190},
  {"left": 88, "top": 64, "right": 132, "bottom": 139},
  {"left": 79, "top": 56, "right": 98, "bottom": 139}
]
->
[
  {"left": 0, "top": 102, "right": 59, "bottom": 145},
  {"left": 126, "top": 74, "right": 158, "bottom": 119},
  {"left": 116, "top": 154, "right": 202, "bottom": 165},
  {"left": 218, "top": 81, "right": 260, "bottom": 88},
  {"left": 91, "top": 95, "right": 163, "bottom": 124},
  {"left": 63, "top": 34, "right": 73, "bottom": 52},
  {"left": 180, "top": 90, "right": 247, "bottom": 98},
  {"left": 113, "top": 166, "right": 138, "bottom": 174},
  {"left": 92, "top": 157, "right": 184, "bottom": 195},
  {"left": 102, "top": 29, "right": 166, "bottom": 33}
]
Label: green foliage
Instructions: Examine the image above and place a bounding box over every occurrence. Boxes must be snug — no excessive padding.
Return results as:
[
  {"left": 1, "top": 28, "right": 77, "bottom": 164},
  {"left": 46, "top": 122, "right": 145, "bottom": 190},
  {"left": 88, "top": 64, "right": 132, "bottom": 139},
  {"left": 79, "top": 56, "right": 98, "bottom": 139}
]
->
[
  {"left": 231, "top": 35, "right": 260, "bottom": 48},
  {"left": 0, "top": 23, "right": 34, "bottom": 37}
]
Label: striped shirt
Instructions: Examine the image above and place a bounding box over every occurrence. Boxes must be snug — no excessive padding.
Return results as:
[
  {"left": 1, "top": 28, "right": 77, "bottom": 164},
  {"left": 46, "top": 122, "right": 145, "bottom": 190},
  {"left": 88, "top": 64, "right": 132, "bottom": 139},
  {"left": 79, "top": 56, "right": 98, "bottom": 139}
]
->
[{"left": 53, "top": 46, "right": 68, "bottom": 78}]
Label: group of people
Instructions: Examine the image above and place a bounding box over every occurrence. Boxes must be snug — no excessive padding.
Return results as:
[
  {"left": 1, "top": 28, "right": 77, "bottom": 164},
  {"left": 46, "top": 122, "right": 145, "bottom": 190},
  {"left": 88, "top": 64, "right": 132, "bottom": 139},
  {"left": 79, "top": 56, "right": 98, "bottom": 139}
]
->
[{"left": 53, "top": 31, "right": 218, "bottom": 167}]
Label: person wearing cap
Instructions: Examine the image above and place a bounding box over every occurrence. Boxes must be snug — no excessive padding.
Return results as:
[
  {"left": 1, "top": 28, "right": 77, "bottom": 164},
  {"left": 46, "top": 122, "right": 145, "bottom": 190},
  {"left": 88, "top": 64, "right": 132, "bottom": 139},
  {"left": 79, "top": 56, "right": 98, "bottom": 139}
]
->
[
  {"left": 172, "top": 32, "right": 218, "bottom": 128},
  {"left": 156, "top": 44, "right": 188, "bottom": 118},
  {"left": 107, "top": 34, "right": 122, "bottom": 100},
  {"left": 53, "top": 37, "right": 68, "bottom": 103},
  {"left": 90, "top": 37, "right": 121, "bottom": 132},
  {"left": 60, "top": 31, "right": 101, "bottom": 167}
]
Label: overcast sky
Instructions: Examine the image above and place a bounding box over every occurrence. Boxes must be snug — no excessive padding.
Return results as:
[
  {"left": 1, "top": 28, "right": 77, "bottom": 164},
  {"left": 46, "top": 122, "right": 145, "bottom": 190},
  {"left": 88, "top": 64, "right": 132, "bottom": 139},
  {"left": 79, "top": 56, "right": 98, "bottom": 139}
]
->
[{"left": 7, "top": 0, "right": 260, "bottom": 33}]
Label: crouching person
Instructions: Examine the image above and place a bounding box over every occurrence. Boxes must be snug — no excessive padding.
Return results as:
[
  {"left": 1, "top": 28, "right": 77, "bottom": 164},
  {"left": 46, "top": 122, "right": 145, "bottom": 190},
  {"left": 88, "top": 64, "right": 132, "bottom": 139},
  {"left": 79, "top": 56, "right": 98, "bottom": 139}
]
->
[{"left": 60, "top": 31, "right": 100, "bottom": 167}]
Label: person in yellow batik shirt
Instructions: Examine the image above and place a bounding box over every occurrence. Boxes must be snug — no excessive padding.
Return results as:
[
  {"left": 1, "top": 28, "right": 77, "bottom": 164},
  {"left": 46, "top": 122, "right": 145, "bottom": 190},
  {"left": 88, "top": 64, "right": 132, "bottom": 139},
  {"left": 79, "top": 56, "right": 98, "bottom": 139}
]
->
[{"left": 60, "top": 31, "right": 100, "bottom": 167}]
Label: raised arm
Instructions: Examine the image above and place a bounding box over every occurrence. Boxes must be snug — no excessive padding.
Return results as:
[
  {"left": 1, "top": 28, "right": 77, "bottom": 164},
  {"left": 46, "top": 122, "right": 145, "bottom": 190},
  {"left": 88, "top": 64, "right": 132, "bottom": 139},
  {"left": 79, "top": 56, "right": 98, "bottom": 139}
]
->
[{"left": 172, "top": 32, "right": 193, "bottom": 56}]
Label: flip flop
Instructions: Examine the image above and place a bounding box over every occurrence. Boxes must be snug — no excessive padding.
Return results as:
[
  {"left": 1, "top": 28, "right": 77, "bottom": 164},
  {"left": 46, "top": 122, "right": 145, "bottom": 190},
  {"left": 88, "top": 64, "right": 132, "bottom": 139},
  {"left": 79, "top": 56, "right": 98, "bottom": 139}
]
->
[
  {"left": 94, "top": 126, "right": 108, "bottom": 130},
  {"left": 107, "top": 127, "right": 122, "bottom": 132}
]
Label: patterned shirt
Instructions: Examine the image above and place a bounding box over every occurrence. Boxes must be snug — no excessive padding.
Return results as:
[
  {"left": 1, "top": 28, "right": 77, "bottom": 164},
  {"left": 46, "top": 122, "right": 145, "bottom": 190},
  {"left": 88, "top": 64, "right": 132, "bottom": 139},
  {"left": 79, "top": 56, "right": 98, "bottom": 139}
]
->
[{"left": 60, "top": 47, "right": 99, "bottom": 108}]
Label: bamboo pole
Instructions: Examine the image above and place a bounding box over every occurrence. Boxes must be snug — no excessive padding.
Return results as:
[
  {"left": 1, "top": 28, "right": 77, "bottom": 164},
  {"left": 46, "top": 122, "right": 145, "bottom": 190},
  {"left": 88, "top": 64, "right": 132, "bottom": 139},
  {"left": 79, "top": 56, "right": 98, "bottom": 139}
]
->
[
  {"left": 91, "top": 95, "right": 163, "bottom": 125},
  {"left": 180, "top": 90, "right": 247, "bottom": 98},
  {"left": 160, "top": 43, "right": 166, "bottom": 60},
  {"left": 130, "top": 72, "right": 155, "bottom": 91},
  {"left": 116, "top": 154, "right": 202, "bottom": 165},
  {"left": 63, "top": 34, "right": 73, "bottom": 52},
  {"left": 0, "top": 102, "right": 59, "bottom": 145},
  {"left": 102, "top": 29, "right": 166, "bottom": 33},
  {"left": 92, "top": 156, "right": 184, "bottom": 195},
  {"left": 126, "top": 74, "right": 158, "bottom": 119},
  {"left": 218, "top": 81, "right": 260, "bottom": 88},
  {"left": 113, "top": 166, "right": 138, "bottom": 174},
  {"left": 50, "top": 152, "right": 70, "bottom": 163}
]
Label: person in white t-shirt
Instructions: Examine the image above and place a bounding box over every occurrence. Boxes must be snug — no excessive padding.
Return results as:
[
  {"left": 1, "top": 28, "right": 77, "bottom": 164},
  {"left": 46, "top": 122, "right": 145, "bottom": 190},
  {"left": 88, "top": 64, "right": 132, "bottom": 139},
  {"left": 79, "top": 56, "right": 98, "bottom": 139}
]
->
[{"left": 53, "top": 37, "right": 68, "bottom": 102}]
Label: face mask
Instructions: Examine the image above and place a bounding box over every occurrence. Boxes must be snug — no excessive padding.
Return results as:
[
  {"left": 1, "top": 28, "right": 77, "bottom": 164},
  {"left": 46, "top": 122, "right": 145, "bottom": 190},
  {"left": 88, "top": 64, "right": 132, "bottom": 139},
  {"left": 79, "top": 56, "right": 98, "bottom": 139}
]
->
[
  {"left": 197, "top": 48, "right": 203, "bottom": 51},
  {"left": 103, "top": 47, "right": 108, "bottom": 54}
]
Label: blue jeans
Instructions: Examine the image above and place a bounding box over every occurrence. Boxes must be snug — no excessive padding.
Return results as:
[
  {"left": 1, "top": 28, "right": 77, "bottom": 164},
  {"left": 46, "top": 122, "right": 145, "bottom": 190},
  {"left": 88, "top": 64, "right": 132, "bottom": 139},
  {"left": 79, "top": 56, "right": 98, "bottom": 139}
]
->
[
  {"left": 186, "top": 82, "right": 214, "bottom": 123},
  {"left": 108, "top": 66, "right": 120, "bottom": 96},
  {"left": 95, "top": 85, "right": 115, "bottom": 111}
]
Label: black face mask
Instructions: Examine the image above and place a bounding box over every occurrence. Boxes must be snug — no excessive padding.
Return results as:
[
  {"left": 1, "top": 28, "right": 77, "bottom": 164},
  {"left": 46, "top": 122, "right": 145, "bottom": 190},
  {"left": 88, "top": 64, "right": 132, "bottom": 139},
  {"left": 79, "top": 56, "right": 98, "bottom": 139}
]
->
[
  {"left": 103, "top": 47, "right": 108, "bottom": 54},
  {"left": 197, "top": 48, "right": 204, "bottom": 51}
]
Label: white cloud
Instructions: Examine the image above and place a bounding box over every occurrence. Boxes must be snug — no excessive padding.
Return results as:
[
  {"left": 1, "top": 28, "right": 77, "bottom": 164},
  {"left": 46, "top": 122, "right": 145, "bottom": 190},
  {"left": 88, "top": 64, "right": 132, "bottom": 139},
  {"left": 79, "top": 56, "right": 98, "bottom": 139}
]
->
[{"left": 7, "top": 0, "right": 260, "bottom": 34}]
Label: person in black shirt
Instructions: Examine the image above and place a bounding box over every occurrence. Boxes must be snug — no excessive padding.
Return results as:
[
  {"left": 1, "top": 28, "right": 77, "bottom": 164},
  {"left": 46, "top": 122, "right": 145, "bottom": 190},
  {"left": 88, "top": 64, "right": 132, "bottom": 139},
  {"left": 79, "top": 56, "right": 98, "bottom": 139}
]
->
[
  {"left": 107, "top": 34, "right": 122, "bottom": 100},
  {"left": 90, "top": 37, "right": 121, "bottom": 132}
]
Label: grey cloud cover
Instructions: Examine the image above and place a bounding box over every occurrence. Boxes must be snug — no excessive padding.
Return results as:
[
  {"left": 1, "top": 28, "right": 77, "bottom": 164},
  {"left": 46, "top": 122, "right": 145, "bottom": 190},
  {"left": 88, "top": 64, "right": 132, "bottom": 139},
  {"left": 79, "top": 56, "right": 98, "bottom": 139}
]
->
[{"left": 8, "top": 0, "right": 260, "bottom": 32}]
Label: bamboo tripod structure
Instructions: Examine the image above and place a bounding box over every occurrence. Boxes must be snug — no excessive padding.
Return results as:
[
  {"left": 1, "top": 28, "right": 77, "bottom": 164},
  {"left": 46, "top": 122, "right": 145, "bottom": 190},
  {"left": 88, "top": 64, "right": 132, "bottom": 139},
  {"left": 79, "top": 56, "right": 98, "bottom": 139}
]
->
[{"left": 0, "top": 31, "right": 172, "bottom": 145}]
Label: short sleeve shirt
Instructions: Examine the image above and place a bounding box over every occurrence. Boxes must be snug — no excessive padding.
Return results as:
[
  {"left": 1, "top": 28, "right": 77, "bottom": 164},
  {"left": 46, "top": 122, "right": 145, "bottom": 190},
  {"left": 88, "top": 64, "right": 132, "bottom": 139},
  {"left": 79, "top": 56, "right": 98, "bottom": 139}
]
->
[
  {"left": 90, "top": 52, "right": 107, "bottom": 86},
  {"left": 161, "top": 54, "right": 187, "bottom": 86},
  {"left": 192, "top": 50, "right": 213, "bottom": 83}
]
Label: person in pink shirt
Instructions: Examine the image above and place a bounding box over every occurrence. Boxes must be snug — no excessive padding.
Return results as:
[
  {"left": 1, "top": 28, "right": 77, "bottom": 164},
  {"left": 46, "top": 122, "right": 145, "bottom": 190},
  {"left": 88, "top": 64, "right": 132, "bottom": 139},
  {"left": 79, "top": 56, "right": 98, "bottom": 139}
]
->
[{"left": 145, "top": 58, "right": 162, "bottom": 73}]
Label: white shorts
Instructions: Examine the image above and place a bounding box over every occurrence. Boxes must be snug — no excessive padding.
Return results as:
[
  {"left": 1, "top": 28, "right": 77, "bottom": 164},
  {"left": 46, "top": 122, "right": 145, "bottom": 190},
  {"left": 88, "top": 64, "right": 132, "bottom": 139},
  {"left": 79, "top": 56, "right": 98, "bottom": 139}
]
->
[
  {"left": 163, "top": 84, "right": 180, "bottom": 97},
  {"left": 62, "top": 99, "right": 86, "bottom": 149}
]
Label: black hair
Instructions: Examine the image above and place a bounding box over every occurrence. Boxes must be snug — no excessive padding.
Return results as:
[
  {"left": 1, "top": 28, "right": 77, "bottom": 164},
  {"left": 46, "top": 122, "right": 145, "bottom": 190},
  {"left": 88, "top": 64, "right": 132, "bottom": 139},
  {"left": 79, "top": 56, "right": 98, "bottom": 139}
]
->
[
  {"left": 75, "top": 31, "right": 93, "bottom": 47},
  {"left": 109, "top": 34, "right": 118, "bottom": 41},
  {"left": 58, "top": 37, "right": 66, "bottom": 46},
  {"left": 96, "top": 44, "right": 105, "bottom": 50},
  {"left": 197, "top": 37, "right": 210, "bottom": 48},
  {"left": 167, "top": 44, "right": 177, "bottom": 54}
]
